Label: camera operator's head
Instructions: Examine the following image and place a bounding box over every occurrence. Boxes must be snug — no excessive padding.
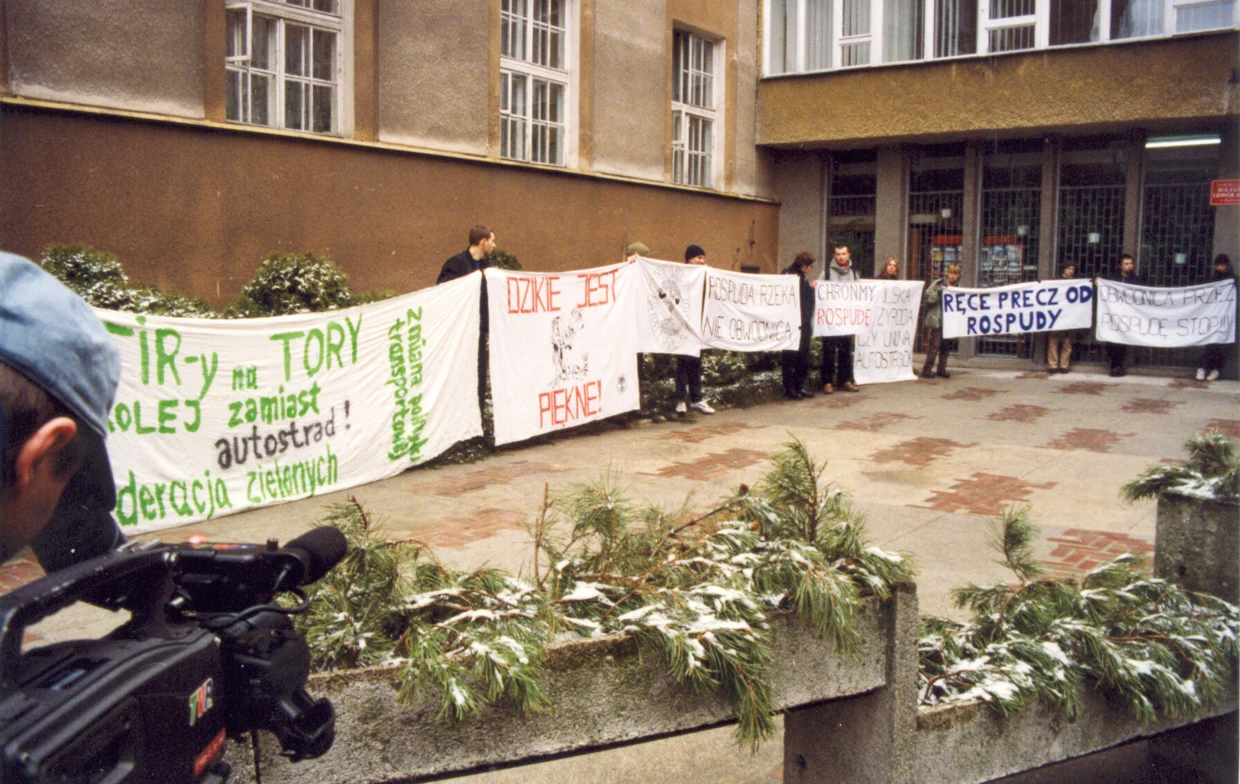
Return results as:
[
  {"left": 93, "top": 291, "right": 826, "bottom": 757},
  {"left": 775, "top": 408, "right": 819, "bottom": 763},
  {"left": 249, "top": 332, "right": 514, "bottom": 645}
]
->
[{"left": 0, "top": 252, "right": 120, "bottom": 563}]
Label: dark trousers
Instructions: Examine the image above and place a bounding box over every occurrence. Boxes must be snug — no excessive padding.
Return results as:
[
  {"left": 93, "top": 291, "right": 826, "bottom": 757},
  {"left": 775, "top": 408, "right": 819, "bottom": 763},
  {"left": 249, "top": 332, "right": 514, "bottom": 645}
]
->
[
  {"left": 782, "top": 328, "right": 812, "bottom": 394},
  {"left": 1202, "top": 343, "right": 1229, "bottom": 373},
  {"left": 922, "top": 328, "right": 956, "bottom": 376},
  {"left": 675, "top": 355, "right": 703, "bottom": 403},
  {"left": 821, "top": 336, "right": 855, "bottom": 387},
  {"left": 1106, "top": 342, "right": 1128, "bottom": 373}
]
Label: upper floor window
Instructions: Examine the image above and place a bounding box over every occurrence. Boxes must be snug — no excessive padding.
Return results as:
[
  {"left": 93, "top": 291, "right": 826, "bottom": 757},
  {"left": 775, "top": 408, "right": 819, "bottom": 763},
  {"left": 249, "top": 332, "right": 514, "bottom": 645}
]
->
[
  {"left": 501, "top": 0, "right": 575, "bottom": 167},
  {"left": 764, "top": 0, "right": 1236, "bottom": 75},
  {"left": 672, "top": 31, "right": 721, "bottom": 188},
  {"left": 225, "top": 0, "right": 348, "bottom": 136}
]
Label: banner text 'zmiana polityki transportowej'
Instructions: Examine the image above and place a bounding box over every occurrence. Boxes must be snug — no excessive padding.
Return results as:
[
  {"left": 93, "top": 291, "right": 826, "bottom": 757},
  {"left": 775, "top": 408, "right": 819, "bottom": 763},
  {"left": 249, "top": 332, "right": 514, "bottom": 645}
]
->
[{"left": 100, "top": 274, "right": 484, "bottom": 533}]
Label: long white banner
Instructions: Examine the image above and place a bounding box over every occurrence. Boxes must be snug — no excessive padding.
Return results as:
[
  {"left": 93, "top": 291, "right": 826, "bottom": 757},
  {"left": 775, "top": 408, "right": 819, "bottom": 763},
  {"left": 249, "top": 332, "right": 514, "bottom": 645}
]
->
[
  {"left": 99, "top": 274, "right": 484, "bottom": 533},
  {"left": 941, "top": 279, "right": 1095, "bottom": 339},
  {"left": 632, "top": 258, "right": 705, "bottom": 356},
  {"left": 486, "top": 264, "right": 640, "bottom": 446},
  {"left": 1096, "top": 278, "right": 1237, "bottom": 347},
  {"left": 852, "top": 281, "right": 925, "bottom": 385},
  {"left": 701, "top": 267, "right": 800, "bottom": 352}
]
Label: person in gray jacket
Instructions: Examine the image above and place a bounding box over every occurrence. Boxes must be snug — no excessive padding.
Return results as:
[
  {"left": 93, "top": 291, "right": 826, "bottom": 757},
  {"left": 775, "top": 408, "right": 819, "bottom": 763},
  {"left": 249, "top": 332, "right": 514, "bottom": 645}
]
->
[
  {"left": 920, "top": 263, "right": 961, "bottom": 378},
  {"left": 818, "top": 244, "right": 860, "bottom": 393}
]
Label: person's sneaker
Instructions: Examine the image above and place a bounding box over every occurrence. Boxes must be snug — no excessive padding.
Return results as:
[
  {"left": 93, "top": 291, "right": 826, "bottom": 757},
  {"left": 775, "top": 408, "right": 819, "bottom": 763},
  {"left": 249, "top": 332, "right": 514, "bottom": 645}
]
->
[
  {"left": 690, "top": 399, "right": 716, "bottom": 414},
  {"left": 1196, "top": 368, "right": 1207, "bottom": 381},
  {"left": 1207, "top": 370, "right": 1220, "bottom": 381},
  {"left": 675, "top": 401, "right": 687, "bottom": 414}
]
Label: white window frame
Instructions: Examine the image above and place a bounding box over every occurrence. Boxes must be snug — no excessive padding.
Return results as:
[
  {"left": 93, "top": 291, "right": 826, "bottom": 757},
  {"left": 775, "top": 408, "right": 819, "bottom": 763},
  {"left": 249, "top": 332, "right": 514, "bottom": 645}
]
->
[
  {"left": 1169, "top": 0, "right": 1240, "bottom": 32},
  {"left": 671, "top": 30, "right": 723, "bottom": 189},
  {"left": 979, "top": 0, "right": 1048, "bottom": 53},
  {"left": 499, "top": 0, "right": 578, "bottom": 168},
  {"left": 831, "top": 0, "right": 883, "bottom": 67}
]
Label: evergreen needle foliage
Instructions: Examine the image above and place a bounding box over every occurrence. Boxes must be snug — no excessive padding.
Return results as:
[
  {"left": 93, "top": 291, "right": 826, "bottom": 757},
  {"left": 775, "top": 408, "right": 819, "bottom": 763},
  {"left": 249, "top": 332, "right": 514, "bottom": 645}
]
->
[
  {"left": 1122, "top": 431, "right": 1240, "bottom": 503},
  {"left": 297, "top": 442, "right": 915, "bottom": 749},
  {"left": 920, "top": 505, "right": 1240, "bottom": 722}
]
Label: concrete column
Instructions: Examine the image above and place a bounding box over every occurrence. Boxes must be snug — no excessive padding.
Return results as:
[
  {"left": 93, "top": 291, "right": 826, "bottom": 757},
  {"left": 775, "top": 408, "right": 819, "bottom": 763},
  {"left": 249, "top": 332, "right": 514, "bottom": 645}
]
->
[
  {"left": 957, "top": 141, "right": 983, "bottom": 360},
  {"left": 1032, "top": 136, "right": 1061, "bottom": 368},
  {"left": 782, "top": 585, "right": 920, "bottom": 784},
  {"left": 875, "top": 146, "right": 908, "bottom": 273},
  {"left": 1123, "top": 129, "right": 1146, "bottom": 262},
  {"left": 1211, "top": 119, "right": 1239, "bottom": 381},
  {"left": 774, "top": 151, "right": 827, "bottom": 273}
]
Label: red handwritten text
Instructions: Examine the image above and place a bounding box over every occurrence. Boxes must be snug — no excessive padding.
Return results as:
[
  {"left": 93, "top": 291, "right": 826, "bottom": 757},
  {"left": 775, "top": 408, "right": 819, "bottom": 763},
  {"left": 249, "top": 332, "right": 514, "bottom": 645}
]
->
[
  {"left": 507, "top": 276, "right": 561, "bottom": 314},
  {"left": 576, "top": 270, "right": 619, "bottom": 309},
  {"left": 538, "top": 380, "right": 602, "bottom": 428}
]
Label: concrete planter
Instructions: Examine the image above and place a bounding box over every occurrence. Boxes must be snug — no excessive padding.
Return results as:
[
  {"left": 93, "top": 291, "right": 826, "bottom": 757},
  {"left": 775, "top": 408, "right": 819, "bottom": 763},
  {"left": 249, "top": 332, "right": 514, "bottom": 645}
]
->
[
  {"left": 225, "top": 592, "right": 907, "bottom": 784},
  {"left": 1154, "top": 491, "right": 1240, "bottom": 603}
]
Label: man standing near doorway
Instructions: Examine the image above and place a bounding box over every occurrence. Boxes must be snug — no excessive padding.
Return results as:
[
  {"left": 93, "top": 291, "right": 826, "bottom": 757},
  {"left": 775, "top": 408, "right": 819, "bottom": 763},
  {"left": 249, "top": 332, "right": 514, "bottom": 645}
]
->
[
  {"left": 438, "top": 225, "right": 496, "bottom": 410},
  {"left": 1102, "top": 252, "right": 1145, "bottom": 377},
  {"left": 781, "top": 252, "right": 816, "bottom": 400},
  {"left": 819, "top": 243, "right": 860, "bottom": 394},
  {"left": 921, "top": 263, "right": 962, "bottom": 379}
]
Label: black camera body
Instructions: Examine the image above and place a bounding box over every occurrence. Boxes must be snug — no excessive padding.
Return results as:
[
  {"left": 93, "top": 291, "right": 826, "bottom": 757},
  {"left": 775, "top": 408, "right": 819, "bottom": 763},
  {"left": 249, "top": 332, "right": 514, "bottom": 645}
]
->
[{"left": 0, "top": 528, "right": 345, "bottom": 783}]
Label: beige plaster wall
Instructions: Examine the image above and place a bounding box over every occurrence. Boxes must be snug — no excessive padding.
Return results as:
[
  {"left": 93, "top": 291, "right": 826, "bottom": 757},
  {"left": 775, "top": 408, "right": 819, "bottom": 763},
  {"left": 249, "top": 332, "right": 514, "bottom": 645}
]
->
[
  {"left": 758, "top": 32, "right": 1240, "bottom": 147},
  {"left": 771, "top": 151, "right": 824, "bottom": 273},
  {"left": 377, "top": 0, "right": 490, "bottom": 155},
  {"left": 589, "top": 0, "right": 668, "bottom": 181},
  {"left": 729, "top": 0, "right": 761, "bottom": 197},
  {"left": 4, "top": 0, "right": 204, "bottom": 118}
]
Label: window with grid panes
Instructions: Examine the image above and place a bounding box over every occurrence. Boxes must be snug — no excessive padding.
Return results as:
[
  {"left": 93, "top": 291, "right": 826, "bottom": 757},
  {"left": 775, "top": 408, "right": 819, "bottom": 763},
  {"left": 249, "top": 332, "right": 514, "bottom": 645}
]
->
[
  {"left": 225, "top": 0, "right": 344, "bottom": 135},
  {"left": 501, "top": 0, "right": 571, "bottom": 166},
  {"left": 672, "top": 31, "right": 717, "bottom": 188}
]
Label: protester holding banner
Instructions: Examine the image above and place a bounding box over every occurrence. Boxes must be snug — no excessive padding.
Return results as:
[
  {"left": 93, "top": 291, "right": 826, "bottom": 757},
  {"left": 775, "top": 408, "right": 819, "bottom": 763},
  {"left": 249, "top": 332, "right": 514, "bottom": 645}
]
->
[
  {"left": 625, "top": 242, "right": 650, "bottom": 263},
  {"left": 1197, "top": 254, "right": 1235, "bottom": 381},
  {"left": 920, "top": 263, "right": 961, "bottom": 379},
  {"left": 1101, "top": 253, "right": 1145, "bottom": 377},
  {"left": 1046, "top": 264, "right": 1079, "bottom": 374},
  {"left": 819, "top": 244, "right": 861, "bottom": 394},
  {"left": 781, "top": 252, "right": 816, "bottom": 400},
  {"left": 438, "top": 225, "right": 495, "bottom": 408},
  {"left": 878, "top": 257, "right": 901, "bottom": 281},
  {"left": 675, "top": 245, "right": 715, "bottom": 415}
]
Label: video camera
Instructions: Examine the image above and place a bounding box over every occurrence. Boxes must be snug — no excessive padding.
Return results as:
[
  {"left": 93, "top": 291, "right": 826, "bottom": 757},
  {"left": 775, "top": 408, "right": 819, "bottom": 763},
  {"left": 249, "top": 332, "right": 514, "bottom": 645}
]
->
[{"left": 0, "top": 526, "right": 347, "bottom": 783}]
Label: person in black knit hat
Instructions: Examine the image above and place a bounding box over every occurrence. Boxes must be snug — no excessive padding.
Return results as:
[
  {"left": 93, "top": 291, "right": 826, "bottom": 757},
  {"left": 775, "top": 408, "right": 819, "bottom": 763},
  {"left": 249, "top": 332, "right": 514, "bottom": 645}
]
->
[{"left": 674, "top": 245, "right": 715, "bottom": 415}]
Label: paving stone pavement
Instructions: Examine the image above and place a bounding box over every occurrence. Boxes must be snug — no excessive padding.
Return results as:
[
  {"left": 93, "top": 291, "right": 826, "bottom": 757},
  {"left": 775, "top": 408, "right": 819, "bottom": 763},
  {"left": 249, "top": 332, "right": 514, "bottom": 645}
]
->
[{"left": 5, "top": 366, "right": 1237, "bottom": 783}]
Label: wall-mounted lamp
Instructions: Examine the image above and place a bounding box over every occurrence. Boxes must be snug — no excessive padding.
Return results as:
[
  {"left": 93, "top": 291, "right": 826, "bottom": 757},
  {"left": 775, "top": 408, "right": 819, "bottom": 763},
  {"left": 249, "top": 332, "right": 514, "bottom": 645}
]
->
[
  {"left": 1145, "top": 134, "right": 1221, "bottom": 149},
  {"left": 1174, "top": 253, "right": 1188, "bottom": 265},
  {"left": 1016, "top": 225, "right": 1029, "bottom": 237},
  {"left": 940, "top": 208, "right": 952, "bottom": 220},
  {"left": 1087, "top": 232, "right": 1101, "bottom": 244}
]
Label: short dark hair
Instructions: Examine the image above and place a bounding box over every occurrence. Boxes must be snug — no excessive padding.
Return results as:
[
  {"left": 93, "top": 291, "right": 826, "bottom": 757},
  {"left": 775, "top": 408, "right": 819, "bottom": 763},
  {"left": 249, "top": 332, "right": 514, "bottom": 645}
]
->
[
  {"left": 1, "top": 362, "right": 87, "bottom": 486},
  {"left": 794, "top": 251, "right": 815, "bottom": 268},
  {"left": 1121, "top": 253, "right": 1135, "bottom": 262},
  {"left": 833, "top": 243, "right": 849, "bottom": 252},
  {"left": 469, "top": 225, "right": 493, "bottom": 246},
  {"left": 1214, "top": 253, "right": 1232, "bottom": 268}
]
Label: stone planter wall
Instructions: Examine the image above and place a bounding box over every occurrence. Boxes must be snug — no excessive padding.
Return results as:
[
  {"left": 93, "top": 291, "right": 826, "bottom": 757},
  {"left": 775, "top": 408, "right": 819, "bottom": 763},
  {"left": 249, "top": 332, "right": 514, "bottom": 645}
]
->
[{"left": 1155, "top": 491, "right": 1240, "bottom": 603}]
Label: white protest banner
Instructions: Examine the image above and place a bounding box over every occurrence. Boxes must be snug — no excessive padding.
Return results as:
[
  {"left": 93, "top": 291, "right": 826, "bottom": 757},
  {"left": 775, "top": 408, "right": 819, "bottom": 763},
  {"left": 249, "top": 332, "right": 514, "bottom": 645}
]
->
[
  {"left": 632, "top": 258, "right": 705, "bottom": 356},
  {"left": 853, "top": 280, "right": 925, "bottom": 385},
  {"left": 1095, "top": 278, "right": 1237, "bottom": 347},
  {"left": 941, "top": 279, "right": 1095, "bottom": 339},
  {"left": 812, "top": 279, "right": 872, "bottom": 337},
  {"left": 486, "top": 264, "right": 640, "bottom": 446},
  {"left": 701, "top": 267, "right": 800, "bottom": 352},
  {"left": 100, "top": 274, "right": 484, "bottom": 533}
]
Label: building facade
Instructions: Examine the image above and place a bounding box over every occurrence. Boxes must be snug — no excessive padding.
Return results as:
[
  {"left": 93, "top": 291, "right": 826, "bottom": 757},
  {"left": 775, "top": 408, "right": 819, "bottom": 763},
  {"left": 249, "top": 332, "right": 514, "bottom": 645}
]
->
[
  {"left": 0, "top": 0, "right": 780, "bottom": 304},
  {"left": 1, "top": 0, "right": 1237, "bottom": 370}
]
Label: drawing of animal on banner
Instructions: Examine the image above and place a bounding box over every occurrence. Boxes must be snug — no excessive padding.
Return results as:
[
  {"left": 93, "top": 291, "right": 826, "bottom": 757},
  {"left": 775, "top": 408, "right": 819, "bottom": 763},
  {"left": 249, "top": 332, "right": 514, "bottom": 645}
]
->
[{"left": 551, "top": 309, "right": 589, "bottom": 385}]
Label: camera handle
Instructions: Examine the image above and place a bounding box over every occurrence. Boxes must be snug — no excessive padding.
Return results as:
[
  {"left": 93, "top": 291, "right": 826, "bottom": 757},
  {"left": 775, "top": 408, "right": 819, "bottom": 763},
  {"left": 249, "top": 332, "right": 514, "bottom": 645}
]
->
[{"left": 0, "top": 547, "right": 176, "bottom": 691}]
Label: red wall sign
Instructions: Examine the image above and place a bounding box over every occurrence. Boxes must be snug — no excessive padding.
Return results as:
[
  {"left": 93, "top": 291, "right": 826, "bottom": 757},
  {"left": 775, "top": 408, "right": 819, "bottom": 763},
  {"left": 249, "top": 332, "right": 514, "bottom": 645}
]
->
[{"left": 1211, "top": 179, "right": 1240, "bottom": 207}]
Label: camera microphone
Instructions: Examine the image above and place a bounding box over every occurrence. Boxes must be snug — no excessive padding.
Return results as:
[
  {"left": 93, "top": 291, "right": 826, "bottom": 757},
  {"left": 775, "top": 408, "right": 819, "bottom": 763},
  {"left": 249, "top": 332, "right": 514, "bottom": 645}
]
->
[{"left": 283, "top": 527, "right": 348, "bottom": 587}]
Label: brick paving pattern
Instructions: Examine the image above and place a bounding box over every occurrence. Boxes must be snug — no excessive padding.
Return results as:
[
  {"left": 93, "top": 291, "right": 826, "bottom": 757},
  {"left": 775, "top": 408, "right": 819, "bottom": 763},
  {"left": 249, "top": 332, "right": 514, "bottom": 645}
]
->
[
  {"left": 658, "top": 422, "right": 756, "bottom": 444},
  {"left": 1058, "top": 381, "right": 1113, "bottom": 396},
  {"left": 915, "top": 473, "right": 1057, "bottom": 515},
  {"left": 399, "top": 508, "right": 529, "bottom": 549},
  {"left": 1015, "top": 372, "right": 1049, "bottom": 380},
  {"left": 987, "top": 404, "right": 1053, "bottom": 424},
  {"left": 1120, "top": 398, "right": 1184, "bottom": 415},
  {"left": 416, "top": 461, "right": 567, "bottom": 495},
  {"left": 870, "top": 437, "right": 978, "bottom": 467},
  {"left": 0, "top": 557, "right": 43, "bottom": 596},
  {"left": 645, "top": 448, "right": 770, "bottom": 481},
  {"left": 1169, "top": 378, "right": 1211, "bottom": 390},
  {"left": 942, "top": 387, "right": 1005, "bottom": 401},
  {"left": 1046, "top": 428, "right": 1136, "bottom": 453},
  {"left": 1205, "top": 419, "right": 1240, "bottom": 438},
  {"left": 833, "top": 413, "right": 920, "bottom": 432},
  {"left": 805, "top": 395, "right": 864, "bottom": 410},
  {"left": 1041, "top": 528, "right": 1155, "bottom": 580}
]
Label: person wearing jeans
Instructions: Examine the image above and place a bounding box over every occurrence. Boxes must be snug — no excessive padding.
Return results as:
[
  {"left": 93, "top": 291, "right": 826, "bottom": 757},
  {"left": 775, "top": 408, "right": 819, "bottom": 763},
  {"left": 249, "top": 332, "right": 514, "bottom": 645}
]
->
[
  {"left": 1046, "top": 264, "right": 1077, "bottom": 374},
  {"left": 674, "top": 244, "right": 715, "bottom": 415}
]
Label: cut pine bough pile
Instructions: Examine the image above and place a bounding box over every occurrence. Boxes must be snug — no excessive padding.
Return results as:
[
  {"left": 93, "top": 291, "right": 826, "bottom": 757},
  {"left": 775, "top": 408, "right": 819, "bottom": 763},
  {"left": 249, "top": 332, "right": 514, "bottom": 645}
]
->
[
  {"left": 918, "top": 504, "right": 1240, "bottom": 723},
  {"left": 295, "top": 440, "right": 914, "bottom": 749}
]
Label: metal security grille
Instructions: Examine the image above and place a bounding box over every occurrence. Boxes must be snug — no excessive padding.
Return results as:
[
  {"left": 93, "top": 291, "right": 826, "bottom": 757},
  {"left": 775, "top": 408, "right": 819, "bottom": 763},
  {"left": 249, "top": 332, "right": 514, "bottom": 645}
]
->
[
  {"left": 1058, "top": 184, "right": 1125, "bottom": 364},
  {"left": 829, "top": 194, "right": 876, "bottom": 217},
  {"left": 978, "top": 187, "right": 1041, "bottom": 356}
]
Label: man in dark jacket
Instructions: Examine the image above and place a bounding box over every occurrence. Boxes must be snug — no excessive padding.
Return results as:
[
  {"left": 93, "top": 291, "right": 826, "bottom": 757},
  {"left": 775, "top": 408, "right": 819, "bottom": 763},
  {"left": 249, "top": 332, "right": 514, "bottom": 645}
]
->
[
  {"left": 438, "top": 225, "right": 495, "bottom": 409},
  {"left": 818, "top": 244, "right": 861, "bottom": 393},
  {"left": 781, "top": 252, "right": 816, "bottom": 399},
  {"left": 1102, "top": 253, "right": 1145, "bottom": 377}
]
